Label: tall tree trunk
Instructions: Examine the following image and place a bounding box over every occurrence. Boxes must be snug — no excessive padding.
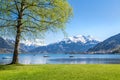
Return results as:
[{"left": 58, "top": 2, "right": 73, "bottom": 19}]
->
[
  {"left": 11, "top": 26, "right": 21, "bottom": 64},
  {"left": 10, "top": 1, "right": 24, "bottom": 64},
  {"left": 11, "top": 14, "right": 22, "bottom": 64}
]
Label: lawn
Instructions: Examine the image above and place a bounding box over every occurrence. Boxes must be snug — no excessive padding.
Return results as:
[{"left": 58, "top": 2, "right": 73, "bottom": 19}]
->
[{"left": 0, "top": 64, "right": 120, "bottom": 80}]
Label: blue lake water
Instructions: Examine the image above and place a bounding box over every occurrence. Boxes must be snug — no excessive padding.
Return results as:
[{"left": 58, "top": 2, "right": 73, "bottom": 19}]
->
[{"left": 1, "top": 53, "right": 120, "bottom": 64}]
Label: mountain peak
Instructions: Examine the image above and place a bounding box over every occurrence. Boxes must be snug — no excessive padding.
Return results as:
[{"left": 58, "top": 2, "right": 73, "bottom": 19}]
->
[
  {"left": 63, "top": 35, "right": 99, "bottom": 43},
  {"left": 88, "top": 33, "right": 120, "bottom": 53},
  {"left": 30, "top": 35, "right": 100, "bottom": 53}
]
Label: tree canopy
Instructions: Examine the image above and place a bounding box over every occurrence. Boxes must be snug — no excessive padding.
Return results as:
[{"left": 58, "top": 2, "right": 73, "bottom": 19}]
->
[
  {"left": 0, "top": 0, "right": 73, "bottom": 39},
  {"left": 0, "top": 0, "right": 73, "bottom": 64}
]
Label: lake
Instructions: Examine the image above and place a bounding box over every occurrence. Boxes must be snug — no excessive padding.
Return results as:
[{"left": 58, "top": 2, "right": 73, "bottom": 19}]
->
[{"left": 0, "top": 53, "right": 120, "bottom": 64}]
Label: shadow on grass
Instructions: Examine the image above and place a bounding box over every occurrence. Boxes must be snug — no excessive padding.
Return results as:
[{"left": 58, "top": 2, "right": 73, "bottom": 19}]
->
[{"left": 0, "top": 64, "right": 24, "bottom": 71}]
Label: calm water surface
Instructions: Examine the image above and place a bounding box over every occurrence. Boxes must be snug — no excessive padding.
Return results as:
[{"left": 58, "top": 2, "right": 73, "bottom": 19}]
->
[{"left": 0, "top": 53, "right": 120, "bottom": 64}]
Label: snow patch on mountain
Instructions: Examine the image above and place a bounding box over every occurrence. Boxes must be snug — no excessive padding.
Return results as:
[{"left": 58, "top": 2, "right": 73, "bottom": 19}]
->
[
  {"left": 62, "top": 35, "right": 99, "bottom": 44},
  {"left": 30, "top": 35, "right": 100, "bottom": 53},
  {"left": 21, "top": 39, "right": 46, "bottom": 46}
]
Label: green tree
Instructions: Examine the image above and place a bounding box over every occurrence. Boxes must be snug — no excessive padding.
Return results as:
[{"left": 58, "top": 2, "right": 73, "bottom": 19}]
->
[{"left": 0, "top": 0, "right": 72, "bottom": 64}]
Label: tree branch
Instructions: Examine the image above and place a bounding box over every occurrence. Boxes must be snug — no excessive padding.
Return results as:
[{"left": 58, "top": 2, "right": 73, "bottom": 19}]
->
[
  {"left": 22, "top": 25, "right": 48, "bottom": 32},
  {"left": 0, "top": 24, "right": 16, "bottom": 28},
  {"left": 14, "top": 0, "right": 20, "bottom": 14},
  {"left": 23, "top": 20, "right": 40, "bottom": 27},
  {"left": 0, "top": 17, "right": 17, "bottom": 21},
  {"left": 24, "top": 2, "right": 51, "bottom": 10},
  {"left": 21, "top": 28, "right": 36, "bottom": 33},
  {"left": 8, "top": 9, "right": 18, "bottom": 15},
  {"left": 23, "top": 14, "right": 40, "bottom": 22}
]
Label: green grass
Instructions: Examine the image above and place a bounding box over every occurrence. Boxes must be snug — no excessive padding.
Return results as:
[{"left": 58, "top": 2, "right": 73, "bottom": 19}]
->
[{"left": 0, "top": 64, "right": 120, "bottom": 80}]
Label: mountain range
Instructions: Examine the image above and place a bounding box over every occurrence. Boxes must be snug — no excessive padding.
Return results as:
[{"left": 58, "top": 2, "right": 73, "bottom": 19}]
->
[
  {"left": 88, "top": 33, "right": 120, "bottom": 53},
  {"left": 30, "top": 35, "right": 100, "bottom": 53},
  {"left": 1, "top": 33, "right": 120, "bottom": 54},
  {"left": 0, "top": 37, "right": 13, "bottom": 53},
  {"left": 0, "top": 38, "right": 37, "bottom": 53}
]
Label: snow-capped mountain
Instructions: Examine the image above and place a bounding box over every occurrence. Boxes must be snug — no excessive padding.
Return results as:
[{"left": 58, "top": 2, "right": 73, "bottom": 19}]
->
[
  {"left": 88, "top": 33, "right": 120, "bottom": 53},
  {"left": 30, "top": 35, "right": 100, "bottom": 53},
  {"left": 6, "top": 39, "right": 38, "bottom": 52},
  {"left": 63, "top": 35, "right": 99, "bottom": 44},
  {"left": 0, "top": 37, "right": 25, "bottom": 53},
  {"left": 20, "top": 39, "right": 46, "bottom": 46}
]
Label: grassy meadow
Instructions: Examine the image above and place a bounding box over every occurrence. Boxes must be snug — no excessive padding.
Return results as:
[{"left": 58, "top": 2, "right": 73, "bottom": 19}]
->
[{"left": 0, "top": 64, "right": 120, "bottom": 80}]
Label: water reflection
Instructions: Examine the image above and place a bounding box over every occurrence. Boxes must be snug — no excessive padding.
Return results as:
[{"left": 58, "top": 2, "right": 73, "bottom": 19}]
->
[
  {"left": 31, "top": 56, "right": 48, "bottom": 64},
  {"left": 1, "top": 54, "right": 120, "bottom": 64},
  {"left": 49, "top": 58, "right": 120, "bottom": 64},
  {"left": 19, "top": 55, "right": 31, "bottom": 64},
  {"left": 0, "top": 58, "right": 12, "bottom": 64}
]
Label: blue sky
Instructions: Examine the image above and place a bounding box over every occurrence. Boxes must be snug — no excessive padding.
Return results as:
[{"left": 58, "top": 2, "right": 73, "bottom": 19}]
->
[{"left": 44, "top": 0, "right": 120, "bottom": 44}]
